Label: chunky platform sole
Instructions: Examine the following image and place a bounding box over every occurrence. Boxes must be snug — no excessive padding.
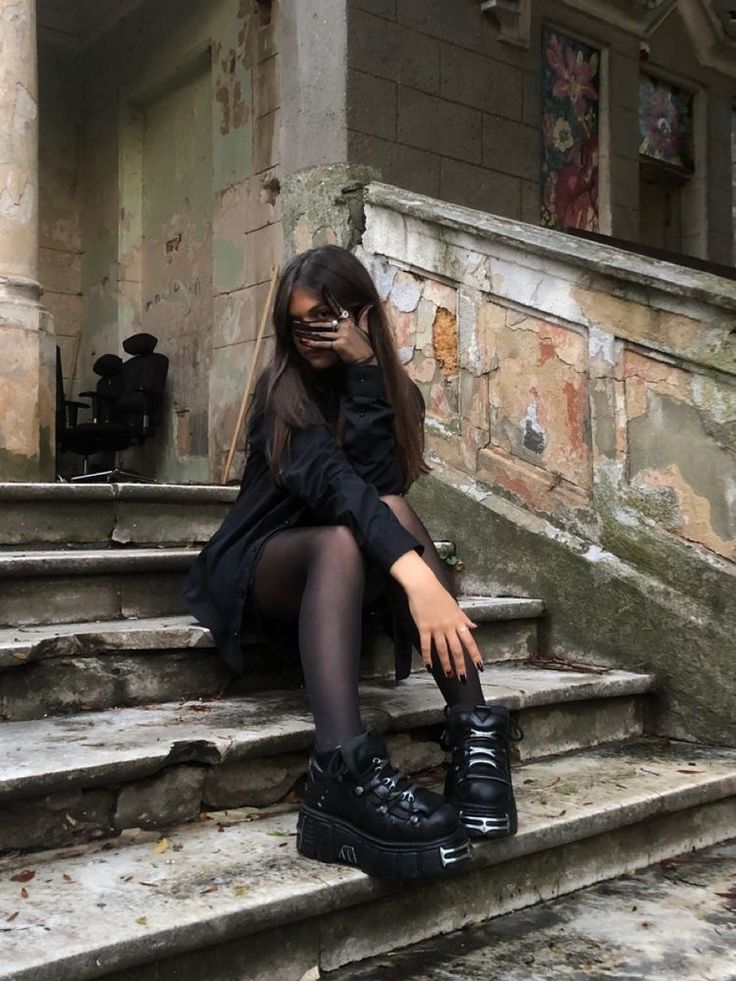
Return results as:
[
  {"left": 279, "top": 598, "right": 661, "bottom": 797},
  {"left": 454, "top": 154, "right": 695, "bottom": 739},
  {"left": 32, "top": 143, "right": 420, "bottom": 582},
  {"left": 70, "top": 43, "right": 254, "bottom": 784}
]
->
[
  {"left": 457, "top": 802, "right": 518, "bottom": 839},
  {"left": 296, "top": 805, "right": 472, "bottom": 879}
]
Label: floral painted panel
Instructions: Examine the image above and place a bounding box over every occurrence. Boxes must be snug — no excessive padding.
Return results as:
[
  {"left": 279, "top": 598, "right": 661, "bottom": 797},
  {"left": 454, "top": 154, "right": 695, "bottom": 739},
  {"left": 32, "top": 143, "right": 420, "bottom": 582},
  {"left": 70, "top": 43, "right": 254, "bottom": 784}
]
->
[
  {"left": 541, "top": 27, "right": 600, "bottom": 232},
  {"left": 638, "top": 76, "right": 694, "bottom": 173}
]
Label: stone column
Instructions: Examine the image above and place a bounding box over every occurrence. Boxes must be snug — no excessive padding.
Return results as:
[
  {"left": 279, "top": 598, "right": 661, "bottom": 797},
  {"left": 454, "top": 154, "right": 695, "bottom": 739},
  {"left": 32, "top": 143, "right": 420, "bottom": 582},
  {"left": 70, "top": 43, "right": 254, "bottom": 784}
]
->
[
  {"left": 278, "top": 0, "right": 379, "bottom": 259},
  {"left": 0, "top": 0, "right": 55, "bottom": 480}
]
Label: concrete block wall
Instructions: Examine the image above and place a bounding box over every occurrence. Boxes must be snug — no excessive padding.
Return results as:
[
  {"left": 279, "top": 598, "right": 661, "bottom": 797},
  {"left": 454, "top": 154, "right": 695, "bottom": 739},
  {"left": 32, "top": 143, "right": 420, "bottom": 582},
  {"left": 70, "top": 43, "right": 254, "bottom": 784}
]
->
[{"left": 345, "top": 0, "right": 736, "bottom": 262}]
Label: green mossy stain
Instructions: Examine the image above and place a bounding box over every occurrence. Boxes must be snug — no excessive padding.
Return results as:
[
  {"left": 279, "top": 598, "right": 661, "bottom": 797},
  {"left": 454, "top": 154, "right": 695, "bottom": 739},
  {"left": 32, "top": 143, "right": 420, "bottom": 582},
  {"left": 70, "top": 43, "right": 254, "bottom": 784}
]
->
[{"left": 407, "top": 473, "right": 736, "bottom": 745}]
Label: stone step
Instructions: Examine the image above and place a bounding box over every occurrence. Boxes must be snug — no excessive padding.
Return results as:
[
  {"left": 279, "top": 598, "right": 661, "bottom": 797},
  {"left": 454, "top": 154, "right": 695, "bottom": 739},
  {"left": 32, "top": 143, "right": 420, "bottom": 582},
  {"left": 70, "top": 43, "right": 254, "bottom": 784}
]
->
[
  {"left": 0, "top": 482, "right": 235, "bottom": 548},
  {"left": 0, "top": 598, "right": 545, "bottom": 720},
  {"left": 1, "top": 739, "right": 734, "bottom": 981},
  {"left": 0, "top": 665, "right": 653, "bottom": 853},
  {"left": 0, "top": 548, "right": 197, "bottom": 627},
  {"left": 0, "top": 544, "right": 483, "bottom": 629}
]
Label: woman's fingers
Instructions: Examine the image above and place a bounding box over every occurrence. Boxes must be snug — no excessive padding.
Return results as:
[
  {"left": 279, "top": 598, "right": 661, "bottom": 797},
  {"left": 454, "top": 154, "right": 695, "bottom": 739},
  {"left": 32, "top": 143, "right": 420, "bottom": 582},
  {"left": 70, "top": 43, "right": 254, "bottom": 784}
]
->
[
  {"left": 433, "top": 632, "right": 453, "bottom": 678},
  {"left": 419, "top": 627, "right": 432, "bottom": 671},
  {"left": 447, "top": 632, "right": 467, "bottom": 680},
  {"left": 459, "top": 627, "right": 484, "bottom": 671}
]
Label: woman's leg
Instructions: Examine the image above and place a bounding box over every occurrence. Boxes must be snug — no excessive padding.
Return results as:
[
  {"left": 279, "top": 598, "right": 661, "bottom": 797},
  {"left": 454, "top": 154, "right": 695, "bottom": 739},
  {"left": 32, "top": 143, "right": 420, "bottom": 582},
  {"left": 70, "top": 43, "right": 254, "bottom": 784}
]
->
[
  {"left": 380, "top": 494, "right": 485, "bottom": 708},
  {"left": 252, "top": 524, "right": 366, "bottom": 754}
]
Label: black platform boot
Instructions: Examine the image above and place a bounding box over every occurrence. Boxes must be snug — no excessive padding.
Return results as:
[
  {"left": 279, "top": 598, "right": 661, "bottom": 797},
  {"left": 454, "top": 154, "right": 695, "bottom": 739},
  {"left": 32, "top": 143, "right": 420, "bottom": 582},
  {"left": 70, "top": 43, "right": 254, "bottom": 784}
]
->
[
  {"left": 297, "top": 729, "right": 472, "bottom": 879},
  {"left": 441, "top": 703, "right": 522, "bottom": 839}
]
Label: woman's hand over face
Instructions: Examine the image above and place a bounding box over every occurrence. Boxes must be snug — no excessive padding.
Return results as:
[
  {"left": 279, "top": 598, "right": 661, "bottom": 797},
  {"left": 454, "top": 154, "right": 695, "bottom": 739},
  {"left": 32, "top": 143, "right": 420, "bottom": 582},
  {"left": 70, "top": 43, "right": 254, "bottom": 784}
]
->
[
  {"left": 294, "top": 305, "right": 375, "bottom": 366},
  {"left": 402, "top": 566, "right": 484, "bottom": 680}
]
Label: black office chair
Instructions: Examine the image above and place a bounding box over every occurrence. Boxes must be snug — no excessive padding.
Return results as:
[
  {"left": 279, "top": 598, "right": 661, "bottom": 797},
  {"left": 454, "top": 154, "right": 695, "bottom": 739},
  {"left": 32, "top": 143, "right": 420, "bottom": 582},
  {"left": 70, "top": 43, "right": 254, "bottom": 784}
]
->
[{"left": 61, "top": 332, "right": 169, "bottom": 483}]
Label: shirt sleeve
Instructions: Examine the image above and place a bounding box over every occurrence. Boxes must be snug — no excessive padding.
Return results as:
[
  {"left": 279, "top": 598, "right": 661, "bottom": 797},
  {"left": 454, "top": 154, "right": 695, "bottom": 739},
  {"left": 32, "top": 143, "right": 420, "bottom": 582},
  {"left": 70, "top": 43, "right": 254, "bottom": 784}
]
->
[
  {"left": 341, "top": 364, "right": 426, "bottom": 497},
  {"left": 260, "top": 410, "right": 425, "bottom": 572}
]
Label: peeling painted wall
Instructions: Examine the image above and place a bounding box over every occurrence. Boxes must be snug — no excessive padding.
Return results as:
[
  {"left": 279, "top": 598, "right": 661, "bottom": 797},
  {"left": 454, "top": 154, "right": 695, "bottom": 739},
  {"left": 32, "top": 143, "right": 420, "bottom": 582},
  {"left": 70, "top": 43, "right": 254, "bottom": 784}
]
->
[
  {"left": 360, "top": 180, "right": 736, "bottom": 740},
  {"left": 360, "top": 183, "right": 736, "bottom": 571},
  {"left": 38, "top": 0, "right": 282, "bottom": 482}
]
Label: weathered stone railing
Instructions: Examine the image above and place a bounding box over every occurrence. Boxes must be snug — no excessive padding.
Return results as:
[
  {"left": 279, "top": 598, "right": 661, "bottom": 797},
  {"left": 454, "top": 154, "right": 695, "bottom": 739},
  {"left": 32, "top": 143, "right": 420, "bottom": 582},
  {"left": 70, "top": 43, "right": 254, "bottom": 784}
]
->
[
  {"left": 361, "top": 182, "right": 736, "bottom": 565},
  {"left": 359, "top": 182, "right": 736, "bottom": 741}
]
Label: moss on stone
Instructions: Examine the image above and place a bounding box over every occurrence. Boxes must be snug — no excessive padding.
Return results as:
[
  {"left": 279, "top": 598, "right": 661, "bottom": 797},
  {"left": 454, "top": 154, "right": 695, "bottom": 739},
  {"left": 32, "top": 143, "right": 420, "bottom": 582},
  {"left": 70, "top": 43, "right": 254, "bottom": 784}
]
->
[{"left": 408, "top": 471, "right": 736, "bottom": 746}]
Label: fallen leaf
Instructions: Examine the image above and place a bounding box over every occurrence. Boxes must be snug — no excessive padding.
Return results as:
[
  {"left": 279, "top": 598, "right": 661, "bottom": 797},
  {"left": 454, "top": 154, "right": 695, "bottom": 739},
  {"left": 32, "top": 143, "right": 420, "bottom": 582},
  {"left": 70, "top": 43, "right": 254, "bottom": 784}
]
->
[
  {"left": 233, "top": 884, "right": 250, "bottom": 897},
  {"left": 138, "top": 881, "right": 159, "bottom": 888},
  {"left": 136, "top": 916, "right": 147, "bottom": 926},
  {"left": 20, "top": 888, "right": 29, "bottom": 899},
  {"left": 6, "top": 911, "right": 19, "bottom": 922},
  {"left": 639, "top": 921, "right": 651, "bottom": 929},
  {"left": 677, "top": 769, "right": 704, "bottom": 775},
  {"left": 172, "top": 844, "right": 184, "bottom": 852},
  {"left": 557, "top": 809, "right": 567, "bottom": 817},
  {"left": 120, "top": 875, "right": 134, "bottom": 882},
  {"left": 266, "top": 830, "right": 290, "bottom": 838},
  {"left": 715, "top": 892, "right": 736, "bottom": 900},
  {"left": 10, "top": 870, "right": 35, "bottom": 883},
  {"left": 153, "top": 838, "right": 169, "bottom": 855},
  {"left": 62, "top": 873, "right": 73, "bottom": 882},
  {"left": 200, "top": 884, "right": 219, "bottom": 894}
]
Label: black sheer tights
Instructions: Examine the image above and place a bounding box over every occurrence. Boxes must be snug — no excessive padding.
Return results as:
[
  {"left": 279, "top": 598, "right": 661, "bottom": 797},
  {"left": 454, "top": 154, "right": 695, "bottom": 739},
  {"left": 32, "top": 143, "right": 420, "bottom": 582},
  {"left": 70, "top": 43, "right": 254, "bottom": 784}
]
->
[{"left": 252, "top": 498, "right": 484, "bottom": 753}]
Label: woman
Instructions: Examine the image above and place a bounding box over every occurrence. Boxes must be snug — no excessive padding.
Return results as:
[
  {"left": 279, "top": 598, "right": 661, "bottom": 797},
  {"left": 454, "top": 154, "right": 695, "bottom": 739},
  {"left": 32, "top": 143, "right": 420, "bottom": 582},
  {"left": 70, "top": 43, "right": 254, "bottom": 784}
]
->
[{"left": 182, "top": 245, "right": 518, "bottom": 879}]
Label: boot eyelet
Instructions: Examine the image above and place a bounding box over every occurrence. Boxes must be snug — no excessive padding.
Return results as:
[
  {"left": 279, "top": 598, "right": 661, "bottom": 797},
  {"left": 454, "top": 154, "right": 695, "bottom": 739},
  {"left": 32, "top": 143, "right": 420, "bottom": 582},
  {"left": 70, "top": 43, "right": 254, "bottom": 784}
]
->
[{"left": 354, "top": 786, "right": 364, "bottom": 796}]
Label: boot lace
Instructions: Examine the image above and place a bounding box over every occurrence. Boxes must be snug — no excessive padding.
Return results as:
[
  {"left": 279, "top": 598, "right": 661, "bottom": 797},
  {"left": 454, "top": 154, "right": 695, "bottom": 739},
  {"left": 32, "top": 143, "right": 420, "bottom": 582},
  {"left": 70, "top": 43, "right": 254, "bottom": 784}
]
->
[
  {"left": 441, "top": 718, "right": 523, "bottom": 783},
  {"left": 328, "top": 753, "right": 422, "bottom": 822}
]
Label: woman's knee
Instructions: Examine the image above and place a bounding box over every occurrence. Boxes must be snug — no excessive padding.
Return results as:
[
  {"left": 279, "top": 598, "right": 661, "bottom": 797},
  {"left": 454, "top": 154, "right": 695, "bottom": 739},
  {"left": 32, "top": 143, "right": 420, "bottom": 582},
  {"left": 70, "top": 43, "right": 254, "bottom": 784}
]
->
[{"left": 311, "top": 524, "right": 364, "bottom": 568}]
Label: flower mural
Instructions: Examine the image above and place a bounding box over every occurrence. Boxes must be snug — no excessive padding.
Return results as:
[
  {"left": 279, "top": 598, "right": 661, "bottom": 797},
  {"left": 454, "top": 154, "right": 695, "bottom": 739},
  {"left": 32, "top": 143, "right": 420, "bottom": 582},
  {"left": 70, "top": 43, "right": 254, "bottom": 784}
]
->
[
  {"left": 541, "top": 28, "right": 600, "bottom": 232},
  {"left": 639, "top": 76, "right": 694, "bottom": 173}
]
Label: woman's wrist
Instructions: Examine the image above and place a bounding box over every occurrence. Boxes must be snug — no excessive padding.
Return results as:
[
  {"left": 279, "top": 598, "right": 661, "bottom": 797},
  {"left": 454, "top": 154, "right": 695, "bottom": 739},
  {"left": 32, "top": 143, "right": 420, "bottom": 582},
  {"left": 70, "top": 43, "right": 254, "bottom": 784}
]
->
[{"left": 389, "top": 549, "right": 437, "bottom": 591}]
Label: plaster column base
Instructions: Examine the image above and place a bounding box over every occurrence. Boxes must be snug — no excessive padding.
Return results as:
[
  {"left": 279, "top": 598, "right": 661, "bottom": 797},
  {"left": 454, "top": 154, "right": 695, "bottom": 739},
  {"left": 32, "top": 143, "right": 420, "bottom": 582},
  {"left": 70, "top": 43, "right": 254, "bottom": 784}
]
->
[{"left": 0, "top": 279, "right": 55, "bottom": 481}]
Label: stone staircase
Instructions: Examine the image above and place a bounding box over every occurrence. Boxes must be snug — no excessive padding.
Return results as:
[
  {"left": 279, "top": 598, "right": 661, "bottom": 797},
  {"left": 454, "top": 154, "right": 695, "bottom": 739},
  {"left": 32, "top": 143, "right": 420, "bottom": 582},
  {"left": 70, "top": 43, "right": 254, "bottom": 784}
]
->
[{"left": 1, "top": 483, "right": 735, "bottom": 981}]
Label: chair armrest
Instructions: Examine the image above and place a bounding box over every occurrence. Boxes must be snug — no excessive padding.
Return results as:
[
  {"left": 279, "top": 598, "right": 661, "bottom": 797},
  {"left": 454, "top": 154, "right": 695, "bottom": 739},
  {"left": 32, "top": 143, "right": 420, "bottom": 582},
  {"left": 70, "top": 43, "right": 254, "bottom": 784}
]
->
[
  {"left": 76, "top": 391, "right": 115, "bottom": 424},
  {"left": 62, "top": 399, "right": 90, "bottom": 429}
]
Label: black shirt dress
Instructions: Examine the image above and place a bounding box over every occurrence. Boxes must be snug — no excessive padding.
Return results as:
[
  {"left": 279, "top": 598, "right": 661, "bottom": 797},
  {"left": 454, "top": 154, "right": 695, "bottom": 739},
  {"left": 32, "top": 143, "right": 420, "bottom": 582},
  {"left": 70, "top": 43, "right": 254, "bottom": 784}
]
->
[{"left": 181, "top": 363, "right": 426, "bottom": 681}]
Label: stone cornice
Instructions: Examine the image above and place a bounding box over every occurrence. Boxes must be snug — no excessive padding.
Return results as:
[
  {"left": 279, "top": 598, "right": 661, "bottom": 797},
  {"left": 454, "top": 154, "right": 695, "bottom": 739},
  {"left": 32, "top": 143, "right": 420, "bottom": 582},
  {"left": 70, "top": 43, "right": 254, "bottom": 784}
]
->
[{"left": 480, "top": 0, "right": 736, "bottom": 76}]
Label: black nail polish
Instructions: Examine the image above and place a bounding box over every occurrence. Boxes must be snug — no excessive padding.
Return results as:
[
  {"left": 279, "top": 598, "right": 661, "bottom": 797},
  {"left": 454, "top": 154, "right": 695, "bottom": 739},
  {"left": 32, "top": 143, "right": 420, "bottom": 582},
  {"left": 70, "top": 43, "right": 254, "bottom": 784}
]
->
[
  {"left": 477, "top": 662, "right": 485, "bottom": 672},
  {"left": 445, "top": 670, "right": 454, "bottom": 679},
  {"left": 426, "top": 665, "right": 433, "bottom": 674},
  {"left": 460, "top": 674, "right": 467, "bottom": 685}
]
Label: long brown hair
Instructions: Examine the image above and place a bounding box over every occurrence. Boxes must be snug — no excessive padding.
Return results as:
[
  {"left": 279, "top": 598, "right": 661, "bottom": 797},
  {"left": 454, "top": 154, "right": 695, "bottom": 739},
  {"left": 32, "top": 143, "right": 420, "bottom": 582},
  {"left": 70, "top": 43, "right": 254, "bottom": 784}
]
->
[{"left": 247, "top": 245, "right": 429, "bottom": 491}]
